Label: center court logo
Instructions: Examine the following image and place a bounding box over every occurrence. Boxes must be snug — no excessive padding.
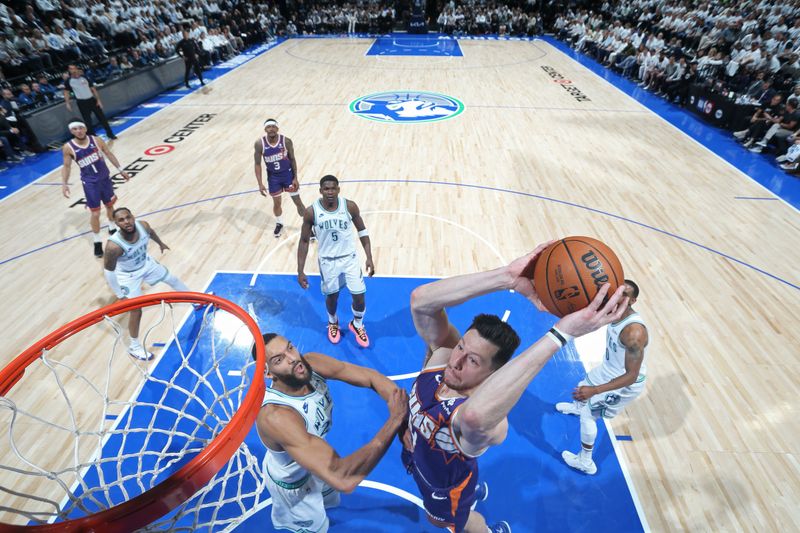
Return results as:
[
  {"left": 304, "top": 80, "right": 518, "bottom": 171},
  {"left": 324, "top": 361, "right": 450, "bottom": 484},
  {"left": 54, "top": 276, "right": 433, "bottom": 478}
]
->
[{"left": 349, "top": 91, "right": 464, "bottom": 123}]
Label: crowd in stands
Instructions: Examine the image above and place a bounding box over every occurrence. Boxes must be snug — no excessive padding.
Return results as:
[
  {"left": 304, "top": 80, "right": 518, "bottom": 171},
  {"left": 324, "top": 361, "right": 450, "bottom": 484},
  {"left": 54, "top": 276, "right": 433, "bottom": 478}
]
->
[
  {"left": 1, "top": 0, "right": 799, "bottom": 175},
  {"left": 550, "top": 0, "right": 800, "bottom": 174},
  {"left": 0, "top": 0, "right": 290, "bottom": 169}
]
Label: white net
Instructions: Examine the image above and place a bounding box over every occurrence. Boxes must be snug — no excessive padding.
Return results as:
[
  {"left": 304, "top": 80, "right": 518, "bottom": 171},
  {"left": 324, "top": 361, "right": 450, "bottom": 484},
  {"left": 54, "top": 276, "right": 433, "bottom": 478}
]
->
[{"left": 0, "top": 297, "right": 269, "bottom": 531}]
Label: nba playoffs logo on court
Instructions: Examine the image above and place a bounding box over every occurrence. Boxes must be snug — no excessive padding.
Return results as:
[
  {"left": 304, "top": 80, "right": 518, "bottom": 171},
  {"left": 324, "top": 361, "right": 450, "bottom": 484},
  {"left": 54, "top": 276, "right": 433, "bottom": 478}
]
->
[{"left": 349, "top": 91, "right": 464, "bottom": 123}]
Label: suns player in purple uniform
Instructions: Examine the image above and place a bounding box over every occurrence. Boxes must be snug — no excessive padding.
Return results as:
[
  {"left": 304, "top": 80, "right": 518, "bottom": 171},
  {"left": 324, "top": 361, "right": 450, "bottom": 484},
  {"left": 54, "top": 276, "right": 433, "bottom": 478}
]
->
[
  {"left": 61, "top": 120, "right": 130, "bottom": 257},
  {"left": 253, "top": 118, "right": 306, "bottom": 238},
  {"left": 402, "top": 241, "right": 629, "bottom": 533}
]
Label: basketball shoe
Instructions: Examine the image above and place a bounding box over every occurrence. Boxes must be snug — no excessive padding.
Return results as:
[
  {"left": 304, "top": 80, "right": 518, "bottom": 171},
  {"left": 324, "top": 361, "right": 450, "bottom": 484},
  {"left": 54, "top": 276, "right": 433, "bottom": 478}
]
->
[
  {"left": 273, "top": 223, "right": 283, "bottom": 238},
  {"left": 128, "top": 341, "right": 154, "bottom": 361},
  {"left": 349, "top": 320, "right": 370, "bottom": 348},
  {"left": 94, "top": 242, "right": 103, "bottom": 258},
  {"left": 555, "top": 401, "right": 581, "bottom": 415},
  {"left": 562, "top": 450, "right": 597, "bottom": 475},
  {"left": 471, "top": 481, "right": 489, "bottom": 510},
  {"left": 488, "top": 521, "right": 511, "bottom": 533},
  {"left": 327, "top": 322, "right": 341, "bottom": 344}
]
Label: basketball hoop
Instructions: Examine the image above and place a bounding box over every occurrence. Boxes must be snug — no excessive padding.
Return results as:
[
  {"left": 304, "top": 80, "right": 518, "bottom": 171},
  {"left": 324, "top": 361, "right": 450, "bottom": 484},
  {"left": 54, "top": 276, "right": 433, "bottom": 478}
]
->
[{"left": 0, "top": 292, "right": 266, "bottom": 532}]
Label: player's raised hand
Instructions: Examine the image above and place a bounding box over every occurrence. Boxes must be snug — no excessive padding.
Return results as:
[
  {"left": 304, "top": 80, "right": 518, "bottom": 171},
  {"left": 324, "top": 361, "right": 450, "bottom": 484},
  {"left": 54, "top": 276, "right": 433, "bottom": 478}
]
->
[
  {"left": 556, "top": 284, "right": 628, "bottom": 338},
  {"left": 297, "top": 272, "right": 309, "bottom": 289},
  {"left": 507, "top": 240, "right": 557, "bottom": 311}
]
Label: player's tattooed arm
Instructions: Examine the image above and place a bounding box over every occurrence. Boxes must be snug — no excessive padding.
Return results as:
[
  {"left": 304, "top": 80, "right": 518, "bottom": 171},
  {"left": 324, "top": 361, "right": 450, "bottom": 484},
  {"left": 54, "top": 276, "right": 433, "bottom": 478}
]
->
[
  {"left": 575, "top": 323, "right": 647, "bottom": 400},
  {"left": 141, "top": 221, "right": 170, "bottom": 253}
]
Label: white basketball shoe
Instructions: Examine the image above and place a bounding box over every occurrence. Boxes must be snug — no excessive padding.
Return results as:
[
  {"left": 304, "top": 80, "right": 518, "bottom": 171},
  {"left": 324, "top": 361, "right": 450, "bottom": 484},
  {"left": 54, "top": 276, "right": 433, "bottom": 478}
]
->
[
  {"left": 555, "top": 401, "right": 581, "bottom": 415},
  {"left": 562, "top": 450, "right": 597, "bottom": 475}
]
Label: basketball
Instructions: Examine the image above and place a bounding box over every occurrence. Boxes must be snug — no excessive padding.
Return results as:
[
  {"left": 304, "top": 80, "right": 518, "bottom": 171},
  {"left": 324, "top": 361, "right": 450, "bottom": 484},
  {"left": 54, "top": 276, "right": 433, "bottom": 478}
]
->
[{"left": 532, "top": 237, "right": 625, "bottom": 317}]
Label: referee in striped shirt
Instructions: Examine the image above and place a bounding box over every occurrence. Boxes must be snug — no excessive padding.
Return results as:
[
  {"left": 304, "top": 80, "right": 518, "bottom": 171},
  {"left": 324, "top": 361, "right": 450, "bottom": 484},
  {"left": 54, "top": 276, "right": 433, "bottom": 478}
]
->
[{"left": 63, "top": 64, "right": 117, "bottom": 140}]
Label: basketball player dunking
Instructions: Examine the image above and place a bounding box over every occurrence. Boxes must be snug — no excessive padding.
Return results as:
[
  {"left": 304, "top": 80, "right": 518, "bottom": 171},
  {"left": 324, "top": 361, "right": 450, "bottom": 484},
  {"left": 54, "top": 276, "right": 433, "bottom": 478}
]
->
[
  {"left": 61, "top": 120, "right": 130, "bottom": 257},
  {"left": 297, "top": 175, "right": 375, "bottom": 348},
  {"left": 402, "top": 242, "right": 628, "bottom": 533},
  {"left": 556, "top": 279, "right": 648, "bottom": 475},
  {"left": 253, "top": 119, "right": 306, "bottom": 237}
]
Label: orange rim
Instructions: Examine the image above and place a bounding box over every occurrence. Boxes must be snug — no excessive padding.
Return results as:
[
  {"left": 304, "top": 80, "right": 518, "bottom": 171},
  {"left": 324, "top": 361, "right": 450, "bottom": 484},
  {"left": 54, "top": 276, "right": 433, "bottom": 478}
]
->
[{"left": 0, "top": 292, "right": 266, "bottom": 532}]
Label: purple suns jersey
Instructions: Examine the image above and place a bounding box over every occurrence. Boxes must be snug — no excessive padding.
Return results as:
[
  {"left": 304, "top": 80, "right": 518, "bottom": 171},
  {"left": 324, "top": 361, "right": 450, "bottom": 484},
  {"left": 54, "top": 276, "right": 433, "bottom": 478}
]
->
[
  {"left": 69, "top": 136, "right": 110, "bottom": 183},
  {"left": 261, "top": 134, "right": 293, "bottom": 181},
  {"left": 408, "top": 367, "right": 479, "bottom": 488}
]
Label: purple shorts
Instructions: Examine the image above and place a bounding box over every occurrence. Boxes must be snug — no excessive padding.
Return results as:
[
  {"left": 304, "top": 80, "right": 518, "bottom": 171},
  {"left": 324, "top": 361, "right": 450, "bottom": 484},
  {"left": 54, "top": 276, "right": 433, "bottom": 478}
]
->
[
  {"left": 82, "top": 178, "right": 116, "bottom": 211},
  {"left": 267, "top": 173, "right": 297, "bottom": 196},
  {"left": 402, "top": 449, "right": 478, "bottom": 532}
]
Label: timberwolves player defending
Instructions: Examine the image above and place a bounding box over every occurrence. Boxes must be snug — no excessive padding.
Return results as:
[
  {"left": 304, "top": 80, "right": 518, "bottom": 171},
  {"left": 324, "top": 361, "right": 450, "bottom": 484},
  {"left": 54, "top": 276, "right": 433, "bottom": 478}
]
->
[
  {"left": 403, "top": 242, "right": 629, "bottom": 533},
  {"left": 297, "top": 175, "right": 375, "bottom": 348},
  {"left": 103, "top": 208, "right": 192, "bottom": 360},
  {"left": 556, "top": 279, "right": 648, "bottom": 475},
  {"left": 61, "top": 120, "right": 131, "bottom": 257},
  {"left": 253, "top": 119, "right": 305, "bottom": 237},
  {"left": 254, "top": 333, "right": 408, "bottom": 532}
]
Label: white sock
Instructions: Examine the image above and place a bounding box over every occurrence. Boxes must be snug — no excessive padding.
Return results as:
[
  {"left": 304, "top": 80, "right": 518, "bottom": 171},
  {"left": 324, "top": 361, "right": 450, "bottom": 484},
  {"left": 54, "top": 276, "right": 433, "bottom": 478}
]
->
[
  {"left": 130, "top": 337, "right": 141, "bottom": 346},
  {"left": 93, "top": 232, "right": 102, "bottom": 243},
  {"left": 107, "top": 221, "right": 116, "bottom": 232},
  {"left": 276, "top": 216, "right": 283, "bottom": 225},
  {"left": 580, "top": 445, "right": 593, "bottom": 461},
  {"left": 352, "top": 306, "right": 365, "bottom": 328},
  {"left": 327, "top": 313, "right": 338, "bottom": 324}
]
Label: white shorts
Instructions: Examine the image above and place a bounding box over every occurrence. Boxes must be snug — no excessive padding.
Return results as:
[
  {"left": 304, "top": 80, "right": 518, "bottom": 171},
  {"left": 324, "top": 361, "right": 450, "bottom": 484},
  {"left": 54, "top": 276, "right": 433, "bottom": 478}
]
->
[
  {"left": 264, "top": 467, "right": 340, "bottom": 533},
  {"left": 116, "top": 257, "right": 169, "bottom": 298},
  {"left": 318, "top": 253, "right": 365, "bottom": 296},
  {"left": 582, "top": 375, "right": 645, "bottom": 419}
]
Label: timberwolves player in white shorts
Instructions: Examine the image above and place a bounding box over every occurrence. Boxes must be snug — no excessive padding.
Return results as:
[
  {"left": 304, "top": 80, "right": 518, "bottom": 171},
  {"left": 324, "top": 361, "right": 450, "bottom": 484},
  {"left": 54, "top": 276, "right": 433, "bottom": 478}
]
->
[
  {"left": 103, "top": 207, "right": 192, "bottom": 360},
  {"left": 297, "top": 175, "right": 375, "bottom": 348},
  {"left": 253, "top": 333, "right": 407, "bottom": 532},
  {"left": 555, "top": 279, "right": 648, "bottom": 474}
]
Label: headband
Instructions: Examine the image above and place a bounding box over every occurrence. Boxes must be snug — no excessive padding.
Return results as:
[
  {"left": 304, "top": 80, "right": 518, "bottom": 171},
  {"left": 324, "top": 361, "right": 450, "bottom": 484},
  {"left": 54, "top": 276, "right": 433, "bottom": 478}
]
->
[
  {"left": 263, "top": 119, "right": 278, "bottom": 128},
  {"left": 68, "top": 121, "right": 86, "bottom": 130}
]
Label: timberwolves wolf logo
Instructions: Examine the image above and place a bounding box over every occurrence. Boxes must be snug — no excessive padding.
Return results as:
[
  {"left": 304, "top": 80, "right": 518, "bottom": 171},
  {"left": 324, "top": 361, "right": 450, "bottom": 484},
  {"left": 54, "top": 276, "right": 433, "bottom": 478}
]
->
[{"left": 349, "top": 91, "right": 464, "bottom": 123}]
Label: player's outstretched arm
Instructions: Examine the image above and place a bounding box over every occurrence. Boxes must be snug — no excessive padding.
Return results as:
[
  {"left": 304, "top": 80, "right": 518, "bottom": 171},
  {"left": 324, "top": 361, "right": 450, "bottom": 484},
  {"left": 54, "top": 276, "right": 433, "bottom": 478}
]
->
[
  {"left": 141, "top": 221, "right": 170, "bottom": 253},
  {"left": 304, "top": 352, "right": 397, "bottom": 402},
  {"left": 97, "top": 137, "right": 130, "bottom": 180},
  {"left": 409, "top": 241, "right": 553, "bottom": 353},
  {"left": 297, "top": 207, "right": 315, "bottom": 289},
  {"left": 257, "top": 388, "right": 408, "bottom": 494},
  {"left": 455, "top": 284, "right": 629, "bottom": 455}
]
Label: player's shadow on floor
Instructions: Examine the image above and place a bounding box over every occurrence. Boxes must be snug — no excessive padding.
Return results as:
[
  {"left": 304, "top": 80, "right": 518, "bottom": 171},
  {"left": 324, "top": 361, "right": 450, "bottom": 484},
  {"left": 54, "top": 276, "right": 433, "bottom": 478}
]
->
[
  {"left": 329, "top": 490, "right": 422, "bottom": 530},
  {"left": 636, "top": 371, "right": 689, "bottom": 438},
  {"left": 508, "top": 389, "right": 561, "bottom": 461}
]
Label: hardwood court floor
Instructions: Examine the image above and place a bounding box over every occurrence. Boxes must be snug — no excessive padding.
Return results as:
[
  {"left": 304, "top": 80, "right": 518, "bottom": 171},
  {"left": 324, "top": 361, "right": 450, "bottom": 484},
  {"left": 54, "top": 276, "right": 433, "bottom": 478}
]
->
[{"left": 0, "top": 38, "right": 798, "bottom": 530}]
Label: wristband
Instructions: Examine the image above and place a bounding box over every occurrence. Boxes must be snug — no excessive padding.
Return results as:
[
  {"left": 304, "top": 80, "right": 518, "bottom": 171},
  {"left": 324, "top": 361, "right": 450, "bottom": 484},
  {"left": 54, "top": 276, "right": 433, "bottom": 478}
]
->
[
  {"left": 358, "top": 229, "right": 369, "bottom": 237},
  {"left": 546, "top": 326, "right": 573, "bottom": 348}
]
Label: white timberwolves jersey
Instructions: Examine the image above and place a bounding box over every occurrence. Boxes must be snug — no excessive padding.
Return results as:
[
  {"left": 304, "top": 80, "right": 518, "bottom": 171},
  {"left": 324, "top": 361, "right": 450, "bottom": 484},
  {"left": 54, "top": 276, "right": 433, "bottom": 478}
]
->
[
  {"left": 313, "top": 197, "right": 356, "bottom": 259},
  {"left": 109, "top": 221, "right": 150, "bottom": 272},
  {"left": 261, "top": 372, "right": 334, "bottom": 484},
  {"left": 589, "top": 312, "right": 648, "bottom": 385}
]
